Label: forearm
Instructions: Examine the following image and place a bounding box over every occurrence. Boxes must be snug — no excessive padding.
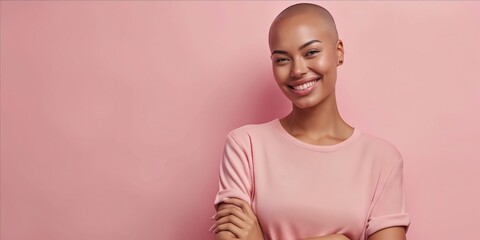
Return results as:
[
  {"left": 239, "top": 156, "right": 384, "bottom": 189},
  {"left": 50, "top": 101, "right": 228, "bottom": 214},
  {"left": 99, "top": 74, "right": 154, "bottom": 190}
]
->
[
  {"left": 303, "top": 234, "right": 350, "bottom": 240},
  {"left": 214, "top": 231, "right": 236, "bottom": 240},
  {"left": 367, "top": 226, "right": 406, "bottom": 240}
]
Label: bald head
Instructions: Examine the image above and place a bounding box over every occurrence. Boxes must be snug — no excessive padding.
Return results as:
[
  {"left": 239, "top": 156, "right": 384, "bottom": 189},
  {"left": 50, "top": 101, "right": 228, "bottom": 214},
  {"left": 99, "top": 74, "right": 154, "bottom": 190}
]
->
[{"left": 269, "top": 3, "right": 339, "bottom": 47}]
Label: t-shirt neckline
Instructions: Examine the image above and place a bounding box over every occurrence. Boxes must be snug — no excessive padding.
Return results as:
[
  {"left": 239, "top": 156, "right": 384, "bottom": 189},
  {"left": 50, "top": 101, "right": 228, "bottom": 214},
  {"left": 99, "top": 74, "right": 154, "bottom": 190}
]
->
[{"left": 272, "top": 118, "right": 361, "bottom": 152}]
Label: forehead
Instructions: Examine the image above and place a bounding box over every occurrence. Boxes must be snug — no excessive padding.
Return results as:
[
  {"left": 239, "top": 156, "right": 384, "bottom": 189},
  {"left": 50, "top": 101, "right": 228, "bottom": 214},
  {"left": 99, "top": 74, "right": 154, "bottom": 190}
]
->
[{"left": 269, "top": 14, "right": 335, "bottom": 49}]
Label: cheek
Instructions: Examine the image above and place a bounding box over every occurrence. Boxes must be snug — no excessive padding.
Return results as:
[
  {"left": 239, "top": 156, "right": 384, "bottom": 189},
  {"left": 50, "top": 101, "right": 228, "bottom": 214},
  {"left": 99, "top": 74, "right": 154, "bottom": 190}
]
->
[
  {"left": 308, "top": 58, "right": 330, "bottom": 72},
  {"left": 308, "top": 52, "right": 338, "bottom": 72},
  {"left": 272, "top": 65, "right": 290, "bottom": 84}
]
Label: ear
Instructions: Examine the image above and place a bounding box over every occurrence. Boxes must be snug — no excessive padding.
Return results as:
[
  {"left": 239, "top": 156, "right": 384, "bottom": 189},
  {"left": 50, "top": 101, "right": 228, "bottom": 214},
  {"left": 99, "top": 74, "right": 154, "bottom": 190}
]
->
[{"left": 336, "top": 39, "right": 344, "bottom": 66}]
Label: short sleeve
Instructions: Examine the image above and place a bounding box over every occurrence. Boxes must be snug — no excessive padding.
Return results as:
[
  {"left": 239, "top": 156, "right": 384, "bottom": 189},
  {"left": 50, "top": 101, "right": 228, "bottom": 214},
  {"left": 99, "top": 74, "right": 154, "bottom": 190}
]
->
[
  {"left": 213, "top": 132, "right": 254, "bottom": 211},
  {"left": 366, "top": 158, "right": 410, "bottom": 236}
]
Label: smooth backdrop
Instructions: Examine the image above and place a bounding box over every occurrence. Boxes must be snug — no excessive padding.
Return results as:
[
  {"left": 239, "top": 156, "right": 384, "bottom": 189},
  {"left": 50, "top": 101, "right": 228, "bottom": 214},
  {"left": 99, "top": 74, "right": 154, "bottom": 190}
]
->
[{"left": 1, "top": 1, "right": 479, "bottom": 240}]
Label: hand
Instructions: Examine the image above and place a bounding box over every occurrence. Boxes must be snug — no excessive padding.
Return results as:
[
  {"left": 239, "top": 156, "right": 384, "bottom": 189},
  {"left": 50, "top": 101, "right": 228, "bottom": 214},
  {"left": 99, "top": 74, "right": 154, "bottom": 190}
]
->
[{"left": 210, "top": 198, "right": 264, "bottom": 240}]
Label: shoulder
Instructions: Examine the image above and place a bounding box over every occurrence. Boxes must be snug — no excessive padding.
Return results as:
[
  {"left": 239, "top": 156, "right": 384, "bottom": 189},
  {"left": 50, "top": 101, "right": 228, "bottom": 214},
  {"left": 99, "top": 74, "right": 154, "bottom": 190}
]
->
[
  {"left": 226, "top": 119, "right": 276, "bottom": 143},
  {"left": 356, "top": 130, "right": 404, "bottom": 166}
]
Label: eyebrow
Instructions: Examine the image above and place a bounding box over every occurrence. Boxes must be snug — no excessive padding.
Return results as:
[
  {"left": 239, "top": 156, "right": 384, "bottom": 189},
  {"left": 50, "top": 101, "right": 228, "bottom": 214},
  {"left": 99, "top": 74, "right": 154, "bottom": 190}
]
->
[{"left": 271, "top": 39, "right": 322, "bottom": 56}]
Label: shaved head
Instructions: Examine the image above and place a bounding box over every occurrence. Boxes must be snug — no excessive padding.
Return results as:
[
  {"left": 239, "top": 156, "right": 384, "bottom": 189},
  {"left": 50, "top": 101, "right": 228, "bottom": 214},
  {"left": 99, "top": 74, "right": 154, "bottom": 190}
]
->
[
  {"left": 269, "top": 3, "right": 339, "bottom": 47},
  {"left": 267, "top": 3, "right": 345, "bottom": 109}
]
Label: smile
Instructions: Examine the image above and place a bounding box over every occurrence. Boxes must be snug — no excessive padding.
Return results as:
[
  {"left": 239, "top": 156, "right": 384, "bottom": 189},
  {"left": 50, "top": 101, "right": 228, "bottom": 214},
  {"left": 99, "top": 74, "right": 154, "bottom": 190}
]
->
[
  {"left": 288, "top": 79, "right": 319, "bottom": 91},
  {"left": 286, "top": 77, "right": 321, "bottom": 97}
]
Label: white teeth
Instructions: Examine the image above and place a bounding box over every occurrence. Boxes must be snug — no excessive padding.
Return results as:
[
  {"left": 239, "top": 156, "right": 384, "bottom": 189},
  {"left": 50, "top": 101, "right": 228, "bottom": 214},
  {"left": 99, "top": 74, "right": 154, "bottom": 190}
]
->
[{"left": 292, "top": 80, "right": 317, "bottom": 91}]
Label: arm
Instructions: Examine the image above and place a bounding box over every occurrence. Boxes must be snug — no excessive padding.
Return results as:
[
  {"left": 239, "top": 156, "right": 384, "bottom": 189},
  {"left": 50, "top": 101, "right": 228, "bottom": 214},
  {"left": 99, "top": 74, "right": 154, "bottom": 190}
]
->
[
  {"left": 303, "top": 234, "right": 350, "bottom": 240},
  {"left": 366, "top": 157, "right": 410, "bottom": 238},
  {"left": 367, "top": 226, "right": 406, "bottom": 240},
  {"left": 212, "top": 132, "right": 259, "bottom": 239},
  {"left": 303, "top": 226, "right": 406, "bottom": 240}
]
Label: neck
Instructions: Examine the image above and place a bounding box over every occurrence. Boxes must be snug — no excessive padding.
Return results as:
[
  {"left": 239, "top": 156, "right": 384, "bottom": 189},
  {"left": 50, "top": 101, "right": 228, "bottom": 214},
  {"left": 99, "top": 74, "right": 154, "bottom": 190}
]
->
[{"left": 282, "top": 92, "right": 352, "bottom": 137}]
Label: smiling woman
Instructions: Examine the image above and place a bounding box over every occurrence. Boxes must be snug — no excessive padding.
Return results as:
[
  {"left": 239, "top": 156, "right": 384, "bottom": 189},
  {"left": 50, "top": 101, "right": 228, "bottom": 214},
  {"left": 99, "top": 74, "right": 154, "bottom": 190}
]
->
[
  {"left": 2, "top": 1, "right": 479, "bottom": 240},
  {"left": 211, "top": 3, "right": 409, "bottom": 240}
]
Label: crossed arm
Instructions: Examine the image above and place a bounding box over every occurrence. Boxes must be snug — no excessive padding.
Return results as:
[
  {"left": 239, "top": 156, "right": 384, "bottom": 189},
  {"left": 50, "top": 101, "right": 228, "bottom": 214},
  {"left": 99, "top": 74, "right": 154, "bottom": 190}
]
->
[
  {"left": 210, "top": 198, "right": 263, "bottom": 240},
  {"left": 210, "top": 198, "right": 406, "bottom": 240}
]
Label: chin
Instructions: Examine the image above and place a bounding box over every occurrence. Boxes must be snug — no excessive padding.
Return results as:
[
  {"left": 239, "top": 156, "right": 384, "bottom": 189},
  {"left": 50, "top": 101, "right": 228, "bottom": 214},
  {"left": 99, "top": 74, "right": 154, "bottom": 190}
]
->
[{"left": 291, "top": 97, "right": 323, "bottom": 109}]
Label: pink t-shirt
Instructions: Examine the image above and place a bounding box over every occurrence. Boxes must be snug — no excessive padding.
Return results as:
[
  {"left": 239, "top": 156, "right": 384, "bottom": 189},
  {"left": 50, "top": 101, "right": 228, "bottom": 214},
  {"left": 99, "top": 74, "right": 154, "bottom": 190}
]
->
[{"left": 214, "top": 118, "right": 410, "bottom": 240}]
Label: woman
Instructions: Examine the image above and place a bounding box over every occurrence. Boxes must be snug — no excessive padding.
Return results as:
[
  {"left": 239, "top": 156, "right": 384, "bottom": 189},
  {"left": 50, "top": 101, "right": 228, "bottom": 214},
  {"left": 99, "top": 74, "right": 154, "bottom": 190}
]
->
[{"left": 210, "top": 3, "right": 410, "bottom": 240}]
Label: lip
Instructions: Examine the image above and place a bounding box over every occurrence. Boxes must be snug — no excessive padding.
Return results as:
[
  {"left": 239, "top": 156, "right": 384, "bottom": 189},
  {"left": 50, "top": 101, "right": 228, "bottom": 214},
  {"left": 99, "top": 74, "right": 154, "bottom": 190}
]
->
[
  {"left": 287, "top": 76, "right": 321, "bottom": 97},
  {"left": 287, "top": 76, "right": 321, "bottom": 87}
]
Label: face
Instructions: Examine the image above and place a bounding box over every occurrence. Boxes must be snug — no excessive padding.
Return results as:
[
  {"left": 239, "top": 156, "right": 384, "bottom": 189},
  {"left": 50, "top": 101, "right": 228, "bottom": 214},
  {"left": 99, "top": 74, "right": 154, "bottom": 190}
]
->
[{"left": 269, "top": 14, "right": 344, "bottom": 109}]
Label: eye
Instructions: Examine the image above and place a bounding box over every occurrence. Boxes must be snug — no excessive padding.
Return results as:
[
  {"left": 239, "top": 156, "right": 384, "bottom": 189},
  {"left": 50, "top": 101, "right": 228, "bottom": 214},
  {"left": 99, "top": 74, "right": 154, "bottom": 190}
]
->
[
  {"left": 275, "top": 57, "right": 289, "bottom": 63},
  {"left": 305, "top": 50, "right": 320, "bottom": 57}
]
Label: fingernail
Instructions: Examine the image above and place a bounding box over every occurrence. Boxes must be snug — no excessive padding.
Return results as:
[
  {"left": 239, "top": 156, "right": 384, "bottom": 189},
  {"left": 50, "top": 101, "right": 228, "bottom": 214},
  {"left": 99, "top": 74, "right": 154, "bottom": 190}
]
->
[
  {"left": 210, "top": 214, "right": 216, "bottom": 220},
  {"left": 208, "top": 224, "right": 215, "bottom": 232}
]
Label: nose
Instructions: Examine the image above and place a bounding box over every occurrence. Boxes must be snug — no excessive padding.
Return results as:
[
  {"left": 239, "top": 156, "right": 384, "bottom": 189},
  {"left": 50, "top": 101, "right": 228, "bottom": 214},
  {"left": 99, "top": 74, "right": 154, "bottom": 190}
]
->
[{"left": 290, "top": 57, "right": 308, "bottom": 78}]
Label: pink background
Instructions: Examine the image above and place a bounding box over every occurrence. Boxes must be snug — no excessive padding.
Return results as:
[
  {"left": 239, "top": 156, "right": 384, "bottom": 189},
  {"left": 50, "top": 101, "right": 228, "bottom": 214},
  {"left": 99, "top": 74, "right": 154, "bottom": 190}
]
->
[{"left": 1, "top": 1, "right": 479, "bottom": 239}]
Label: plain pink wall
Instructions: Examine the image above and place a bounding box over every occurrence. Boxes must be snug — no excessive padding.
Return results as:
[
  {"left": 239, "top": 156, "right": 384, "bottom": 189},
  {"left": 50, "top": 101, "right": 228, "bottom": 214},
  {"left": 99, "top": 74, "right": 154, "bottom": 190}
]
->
[{"left": 1, "top": 1, "right": 479, "bottom": 239}]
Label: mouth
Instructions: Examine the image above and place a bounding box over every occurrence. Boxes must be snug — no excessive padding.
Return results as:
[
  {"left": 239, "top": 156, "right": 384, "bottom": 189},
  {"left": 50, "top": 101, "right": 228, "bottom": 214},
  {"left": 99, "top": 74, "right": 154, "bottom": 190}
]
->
[{"left": 287, "top": 78, "right": 321, "bottom": 91}]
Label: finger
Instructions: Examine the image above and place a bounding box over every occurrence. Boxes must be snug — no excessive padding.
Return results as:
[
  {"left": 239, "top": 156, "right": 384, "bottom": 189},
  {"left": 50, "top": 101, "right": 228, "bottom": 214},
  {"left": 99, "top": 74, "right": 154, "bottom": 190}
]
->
[
  {"left": 216, "top": 213, "right": 249, "bottom": 229},
  {"left": 209, "top": 213, "right": 249, "bottom": 233},
  {"left": 223, "top": 198, "right": 256, "bottom": 219},
  {"left": 217, "top": 202, "right": 242, "bottom": 213},
  {"left": 215, "top": 207, "right": 250, "bottom": 224},
  {"left": 213, "top": 222, "right": 247, "bottom": 238}
]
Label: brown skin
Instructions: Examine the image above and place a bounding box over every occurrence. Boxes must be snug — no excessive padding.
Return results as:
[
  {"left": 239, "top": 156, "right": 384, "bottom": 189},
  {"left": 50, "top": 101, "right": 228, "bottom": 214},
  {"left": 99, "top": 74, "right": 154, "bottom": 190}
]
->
[
  {"left": 211, "top": 199, "right": 263, "bottom": 240},
  {"left": 268, "top": 5, "right": 353, "bottom": 147},
  {"left": 212, "top": 3, "right": 407, "bottom": 240}
]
